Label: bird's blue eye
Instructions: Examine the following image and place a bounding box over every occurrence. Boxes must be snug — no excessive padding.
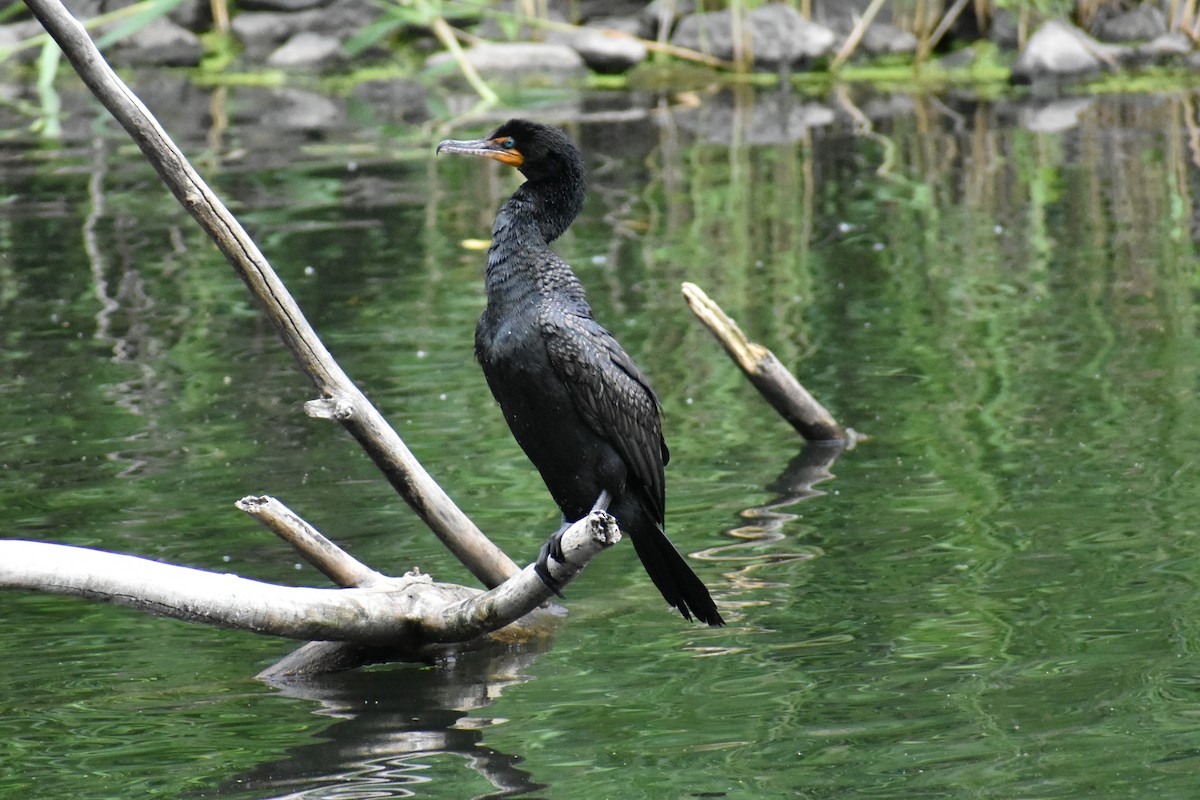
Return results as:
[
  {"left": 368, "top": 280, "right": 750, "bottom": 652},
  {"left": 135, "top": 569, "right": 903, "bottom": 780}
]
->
[{"left": 501, "top": 137, "right": 515, "bottom": 149}]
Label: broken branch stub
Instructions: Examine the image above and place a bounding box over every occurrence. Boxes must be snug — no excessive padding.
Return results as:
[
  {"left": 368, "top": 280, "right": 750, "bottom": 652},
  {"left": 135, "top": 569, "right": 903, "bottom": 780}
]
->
[{"left": 682, "top": 282, "right": 847, "bottom": 443}]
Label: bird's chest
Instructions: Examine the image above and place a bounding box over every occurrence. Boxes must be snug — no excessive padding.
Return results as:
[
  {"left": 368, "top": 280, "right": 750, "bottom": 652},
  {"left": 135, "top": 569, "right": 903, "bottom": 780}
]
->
[
  {"left": 476, "top": 300, "right": 542, "bottom": 367},
  {"left": 476, "top": 302, "right": 577, "bottom": 428}
]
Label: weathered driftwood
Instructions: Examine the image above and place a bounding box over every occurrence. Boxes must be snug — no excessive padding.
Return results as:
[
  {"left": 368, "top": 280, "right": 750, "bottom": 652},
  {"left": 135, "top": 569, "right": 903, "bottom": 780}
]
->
[
  {"left": 682, "top": 282, "right": 848, "bottom": 443},
  {"left": 0, "top": 511, "right": 617, "bottom": 647}
]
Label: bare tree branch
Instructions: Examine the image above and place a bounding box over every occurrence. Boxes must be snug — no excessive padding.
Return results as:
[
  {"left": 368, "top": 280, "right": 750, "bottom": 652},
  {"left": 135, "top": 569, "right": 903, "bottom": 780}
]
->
[
  {"left": 0, "top": 513, "right": 616, "bottom": 645},
  {"left": 237, "top": 495, "right": 385, "bottom": 589},
  {"left": 21, "top": 0, "right": 519, "bottom": 589},
  {"left": 682, "top": 282, "right": 848, "bottom": 443}
]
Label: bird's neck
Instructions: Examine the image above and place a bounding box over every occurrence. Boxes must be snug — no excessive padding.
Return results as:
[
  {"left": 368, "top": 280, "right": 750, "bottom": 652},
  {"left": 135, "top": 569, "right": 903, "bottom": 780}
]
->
[
  {"left": 484, "top": 173, "right": 586, "bottom": 308},
  {"left": 513, "top": 170, "right": 585, "bottom": 244}
]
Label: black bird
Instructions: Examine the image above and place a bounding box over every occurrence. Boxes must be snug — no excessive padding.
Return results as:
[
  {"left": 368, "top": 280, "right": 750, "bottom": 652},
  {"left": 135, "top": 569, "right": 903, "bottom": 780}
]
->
[{"left": 437, "top": 120, "right": 724, "bottom": 626}]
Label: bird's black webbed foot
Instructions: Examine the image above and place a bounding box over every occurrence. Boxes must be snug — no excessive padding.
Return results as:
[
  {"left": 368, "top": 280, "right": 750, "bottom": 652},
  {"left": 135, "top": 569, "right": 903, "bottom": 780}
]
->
[{"left": 534, "top": 521, "right": 570, "bottom": 598}]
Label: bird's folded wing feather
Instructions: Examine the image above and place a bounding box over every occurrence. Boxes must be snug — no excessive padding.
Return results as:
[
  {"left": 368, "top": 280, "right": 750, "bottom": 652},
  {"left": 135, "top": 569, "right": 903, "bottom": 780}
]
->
[{"left": 540, "top": 305, "right": 668, "bottom": 520}]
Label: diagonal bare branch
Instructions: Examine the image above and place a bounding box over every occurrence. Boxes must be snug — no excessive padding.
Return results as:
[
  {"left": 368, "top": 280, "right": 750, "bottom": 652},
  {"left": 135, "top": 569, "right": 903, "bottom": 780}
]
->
[
  {"left": 683, "top": 282, "right": 848, "bottom": 443},
  {"left": 21, "top": 0, "right": 519, "bottom": 588}
]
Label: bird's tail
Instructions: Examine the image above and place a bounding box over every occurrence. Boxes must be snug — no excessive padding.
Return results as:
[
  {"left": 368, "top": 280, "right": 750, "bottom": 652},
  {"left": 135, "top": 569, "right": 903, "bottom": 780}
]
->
[{"left": 628, "top": 522, "right": 725, "bottom": 626}]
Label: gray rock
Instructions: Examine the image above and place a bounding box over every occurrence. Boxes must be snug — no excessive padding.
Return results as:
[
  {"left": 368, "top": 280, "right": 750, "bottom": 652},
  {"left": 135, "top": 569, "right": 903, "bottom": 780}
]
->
[
  {"left": 669, "top": 10, "right": 736, "bottom": 59},
  {"left": 748, "top": 4, "right": 835, "bottom": 64},
  {"left": 108, "top": 17, "right": 204, "bottom": 67},
  {"left": 309, "top": 0, "right": 380, "bottom": 39},
  {"left": 1094, "top": 4, "right": 1167, "bottom": 43},
  {"left": 671, "top": 6, "right": 835, "bottom": 68},
  {"left": 267, "top": 31, "right": 347, "bottom": 70},
  {"left": 812, "top": 0, "right": 894, "bottom": 30},
  {"left": 860, "top": 21, "right": 918, "bottom": 56},
  {"left": 475, "top": 5, "right": 567, "bottom": 41},
  {"left": 232, "top": 12, "right": 299, "bottom": 60},
  {"left": 1136, "top": 31, "right": 1192, "bottom": 62},
  {"left": 240, "top": 0, "right": 333, "bottom": 10},
  {"left": 233, "top": 0, "right": 380, "bottom": 63},
  {"left": 426, "top": 42, "right": 587, "bottom": 84},
  {"left": 231, "top": 0, "right": 381, "bottom": 63},
  {"left": 577, "top": 0, "right": 646, "bottom": 23},
  {"left": 1010, "top": 20, "right": 1122, "bottom": 83},
  {"left": 555, "top": 19, "right": 647, "bottom": 74},
  {"left": 169, "top": 0, "right": 213, "bottom": 33}
]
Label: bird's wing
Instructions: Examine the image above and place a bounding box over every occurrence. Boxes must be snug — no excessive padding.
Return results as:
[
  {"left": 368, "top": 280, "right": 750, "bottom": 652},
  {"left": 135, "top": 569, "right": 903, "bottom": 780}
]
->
[{"left": 540, "top": 304, "right": 668, "bottom": 520}]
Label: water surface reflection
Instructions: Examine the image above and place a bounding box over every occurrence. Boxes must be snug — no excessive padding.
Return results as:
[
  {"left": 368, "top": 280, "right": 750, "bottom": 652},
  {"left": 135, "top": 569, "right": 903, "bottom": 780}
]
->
[{"left": 3, "top": 83, "right": 1200, "bottom": 798}]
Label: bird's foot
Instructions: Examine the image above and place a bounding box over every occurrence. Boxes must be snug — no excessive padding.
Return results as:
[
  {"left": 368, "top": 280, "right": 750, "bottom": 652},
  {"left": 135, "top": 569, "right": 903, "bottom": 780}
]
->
[{"left": 534, "top": 521, "right": 570, "bottom": 598}]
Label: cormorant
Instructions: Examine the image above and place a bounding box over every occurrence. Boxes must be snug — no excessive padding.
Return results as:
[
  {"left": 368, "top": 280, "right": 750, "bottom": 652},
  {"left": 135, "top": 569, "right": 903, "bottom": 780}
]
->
[{"left": 437, "top": 119, "right": 724, "bottom": 626}]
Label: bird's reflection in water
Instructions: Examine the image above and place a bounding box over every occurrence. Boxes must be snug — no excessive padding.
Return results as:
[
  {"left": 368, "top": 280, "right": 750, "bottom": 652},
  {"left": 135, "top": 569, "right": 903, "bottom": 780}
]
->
[{"left": 221, "top": 645, "right": 551, "bottom": 799}]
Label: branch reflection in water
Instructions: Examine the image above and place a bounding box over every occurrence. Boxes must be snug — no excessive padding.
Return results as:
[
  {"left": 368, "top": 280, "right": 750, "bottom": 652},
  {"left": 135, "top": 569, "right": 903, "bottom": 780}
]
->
[
  {"left": 698, "top": 443, "right": 844, "bottom": 598},
  {"left": 234, "top": 646, "right": 550, "bottom": 799}
]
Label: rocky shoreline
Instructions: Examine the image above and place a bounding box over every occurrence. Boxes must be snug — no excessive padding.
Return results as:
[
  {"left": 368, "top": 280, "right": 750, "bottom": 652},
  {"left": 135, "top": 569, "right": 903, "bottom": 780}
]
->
[
  {"left": 2, "top": 1, "right": 1198, "bottom": 158},
  {"left": 4, "top": 0, "right": 1197, "bottom": 85}
]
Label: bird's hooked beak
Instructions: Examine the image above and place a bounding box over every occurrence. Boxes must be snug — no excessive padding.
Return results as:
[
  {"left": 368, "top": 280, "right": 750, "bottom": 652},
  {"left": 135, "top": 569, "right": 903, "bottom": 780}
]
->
[{"left": 435, "top": 135, "right": 525, "bottom": 168}]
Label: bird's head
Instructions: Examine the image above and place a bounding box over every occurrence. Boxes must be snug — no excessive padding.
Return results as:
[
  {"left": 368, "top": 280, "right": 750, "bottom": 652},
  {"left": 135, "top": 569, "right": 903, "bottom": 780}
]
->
[{"left": 436, "top": 119, "right": 583, "bottom": 183}]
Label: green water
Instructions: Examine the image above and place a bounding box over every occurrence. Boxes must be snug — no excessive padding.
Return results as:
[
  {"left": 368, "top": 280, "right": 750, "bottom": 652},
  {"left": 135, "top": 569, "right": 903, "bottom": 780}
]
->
[{"left": 3, "top": 87, "right": 1200, "bottom": 798}]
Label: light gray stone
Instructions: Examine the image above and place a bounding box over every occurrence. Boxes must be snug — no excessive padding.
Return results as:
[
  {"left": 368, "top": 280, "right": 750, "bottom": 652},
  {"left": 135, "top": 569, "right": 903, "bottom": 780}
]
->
[
  {"left": 747, "top": 4, "right": 835, "bottom": 64},
  {"left": 860, "top": 22, "right": 918, "bottom": 56},
  {"left": 266, "top": 31, "right": 347, "bottom": 70},
  {"left": 240, "top": 0, "right": 331, "bottom": 10},
  {"left": 231, "top": 12, "right": 299, "bottom": 60},
  {"left": 557, "top": 19, "right": 647, "bottom": 74},
  {"left": 426, "top": 42, "right": 587, "bottom": 83},
  {"left": 1095, "top": 4, "right": 1168, "bottom": 43},
  {"left": 1010, "top": 20, "right": 1122, "bottom": 83},
  {"left": 671, "top": 6, "right": 835, "bottom": 68},
  {"left": 1136, "top": 31, "right": 1192, "bottom": 63},
  {"left": 109, "top": 17, "right": 203, "bottom": 67}
]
